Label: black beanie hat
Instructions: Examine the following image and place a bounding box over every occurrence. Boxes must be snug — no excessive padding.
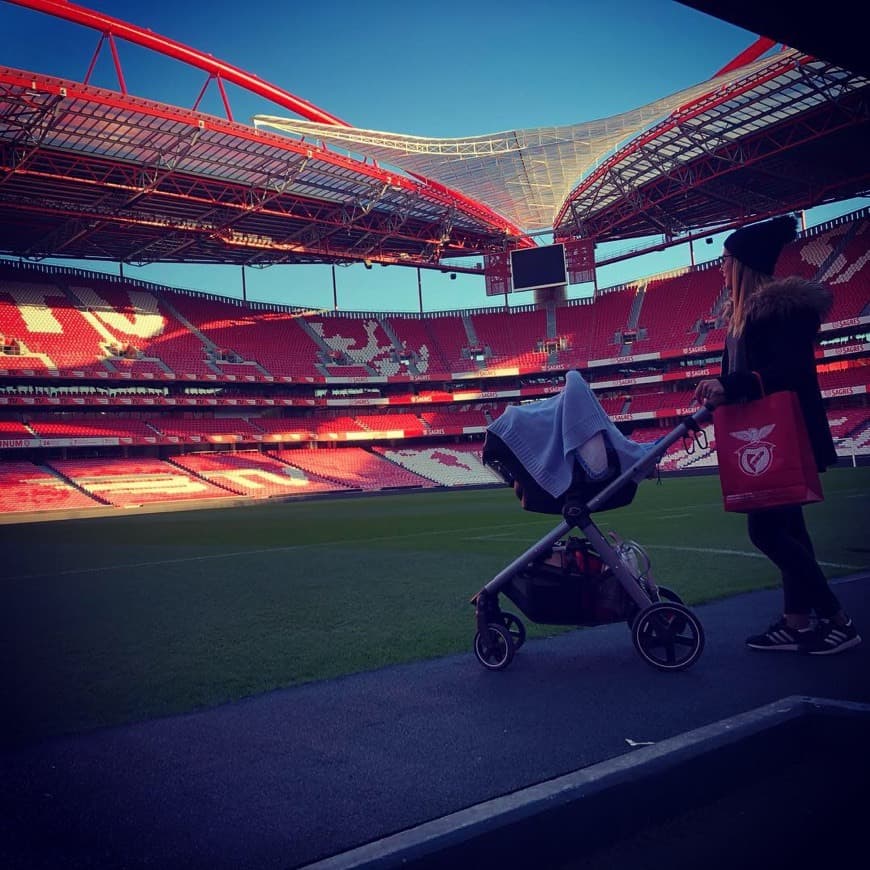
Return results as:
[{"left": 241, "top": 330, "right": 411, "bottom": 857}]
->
[{"left": 724, "top": 215, "right": 798, "bottom": 275}]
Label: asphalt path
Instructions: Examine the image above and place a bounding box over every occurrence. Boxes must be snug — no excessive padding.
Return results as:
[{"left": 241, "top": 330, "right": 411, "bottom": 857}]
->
[{"left": 2, "top": 575, "right": 868, "bottom": 870}]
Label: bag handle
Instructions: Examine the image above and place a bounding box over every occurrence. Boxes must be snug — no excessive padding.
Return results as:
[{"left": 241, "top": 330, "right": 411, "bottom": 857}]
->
[{"left": 752, "top": 370, "right": 765, "bottom": 398}]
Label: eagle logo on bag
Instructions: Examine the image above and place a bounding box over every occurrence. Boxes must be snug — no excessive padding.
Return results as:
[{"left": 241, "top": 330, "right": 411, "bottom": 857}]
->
[{"left": 730, "top": 424, "right": 776, "bottom": 476}]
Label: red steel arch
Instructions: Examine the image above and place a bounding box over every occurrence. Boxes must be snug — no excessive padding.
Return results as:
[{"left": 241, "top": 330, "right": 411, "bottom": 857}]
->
[
  {"left": 5, "top": 0, "right": 529, "bottom": 248},
  {"left": 7, "top": 0, "right": 350, "bottom": 126}
]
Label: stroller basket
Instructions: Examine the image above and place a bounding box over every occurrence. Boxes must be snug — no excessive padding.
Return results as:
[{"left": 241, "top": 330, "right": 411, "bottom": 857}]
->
[
  {"left": 482, "top": 430, "right": 637, "bottom": 514},
  {"left": 504, "top": 537, "right": 630, "bottom": 626}
]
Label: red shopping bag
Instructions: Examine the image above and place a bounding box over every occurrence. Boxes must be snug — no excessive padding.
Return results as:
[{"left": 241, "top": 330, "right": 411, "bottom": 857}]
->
[{"left": 713, "top": 382, "right": 823, "bottom": 513}]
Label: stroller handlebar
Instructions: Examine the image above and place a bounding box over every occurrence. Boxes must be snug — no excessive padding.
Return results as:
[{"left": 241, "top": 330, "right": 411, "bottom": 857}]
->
[{"left": 583, "top": 404, "right": 713, "bottom": 514}]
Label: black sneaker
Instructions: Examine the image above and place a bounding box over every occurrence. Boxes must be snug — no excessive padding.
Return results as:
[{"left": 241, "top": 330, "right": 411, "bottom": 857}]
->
[
  {"left": 746, "top": 617, "right": 814, "bottom": 651},
  {"left": 800, "top": 618, "right": 862, "bottom": 655}
]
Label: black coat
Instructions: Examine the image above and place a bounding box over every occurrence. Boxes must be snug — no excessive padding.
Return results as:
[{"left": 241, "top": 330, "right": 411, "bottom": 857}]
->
[{"left": 719, "top": 276, "right": 838, "bottom": 472}]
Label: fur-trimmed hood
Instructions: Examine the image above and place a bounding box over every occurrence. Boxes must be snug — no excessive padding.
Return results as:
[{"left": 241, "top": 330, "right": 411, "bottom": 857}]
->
[{"left": 744, "top": 275, "right": 833, "bottom": 324}]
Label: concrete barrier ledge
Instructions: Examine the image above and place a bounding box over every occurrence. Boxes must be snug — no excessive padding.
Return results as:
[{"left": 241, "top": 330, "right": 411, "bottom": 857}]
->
[{"left": 299, "top": 695, "right": 870, "bottom": 870}]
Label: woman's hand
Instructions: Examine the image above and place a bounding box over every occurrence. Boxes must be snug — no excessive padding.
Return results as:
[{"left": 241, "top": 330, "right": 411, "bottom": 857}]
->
[{"left": 693, "top": 378, "right": 726, "bottom": 407}]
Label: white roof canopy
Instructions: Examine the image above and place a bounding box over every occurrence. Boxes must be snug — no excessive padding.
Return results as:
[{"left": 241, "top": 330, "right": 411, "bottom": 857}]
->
[{"left": 254, "top": 51, "right": 785, "bottom": 231}]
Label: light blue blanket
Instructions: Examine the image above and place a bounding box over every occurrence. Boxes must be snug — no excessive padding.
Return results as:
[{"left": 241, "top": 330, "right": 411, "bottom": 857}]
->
[{"left": 487, "top": 369, "right": 652, "bottom": 497}]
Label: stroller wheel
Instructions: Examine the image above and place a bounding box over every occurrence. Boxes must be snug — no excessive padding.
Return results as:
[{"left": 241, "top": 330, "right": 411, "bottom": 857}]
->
[
  {"left": 501, "top": 612, "right": 526, "bottom": 650},
  {"left": 474, "top": 623, "right": 515, "bottom": 671},
  {"left": 631, "top": 602, "right": 704, "bottom": 672}
]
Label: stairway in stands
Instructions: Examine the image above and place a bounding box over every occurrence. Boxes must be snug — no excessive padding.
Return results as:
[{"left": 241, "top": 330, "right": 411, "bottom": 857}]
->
[
  {"left": 461, "top": 311, "right": 487, "bottom": 370},
  {"left": 156, "top": 297, "right": 228, "bottom": 376},
  {"left": 815, "top": 218, "right": 864, "bottom": 284},
  {"left": 44, "top": 463, "right": 111, "bottom": 505}
]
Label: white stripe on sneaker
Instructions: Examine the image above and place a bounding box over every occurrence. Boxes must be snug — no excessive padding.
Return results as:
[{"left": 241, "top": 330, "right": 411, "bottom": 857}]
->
[
  {"left": 806, "top": 621, "right": 862, "bottom": 655},
  {"left": 809, "top": 636, "right": 861, "bottom": 655}
]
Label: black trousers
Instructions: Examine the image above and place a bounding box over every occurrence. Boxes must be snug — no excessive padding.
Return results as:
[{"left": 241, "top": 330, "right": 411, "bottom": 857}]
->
[{"left": 747, "top": 504, "right": 840, "bottom": 618}]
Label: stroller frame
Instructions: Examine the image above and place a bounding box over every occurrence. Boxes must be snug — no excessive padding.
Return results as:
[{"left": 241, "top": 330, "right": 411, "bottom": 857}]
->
[{"left": 474, "top": 405, "right": 713, "bottom": 672}]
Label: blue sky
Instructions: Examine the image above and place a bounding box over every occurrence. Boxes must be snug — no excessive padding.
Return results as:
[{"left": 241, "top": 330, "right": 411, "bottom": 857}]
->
[{"left": 1, "top": 0, "right": 866, "bottom": 311}]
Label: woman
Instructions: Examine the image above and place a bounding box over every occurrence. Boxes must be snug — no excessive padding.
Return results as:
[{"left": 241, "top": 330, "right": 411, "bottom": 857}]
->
[{"left": 693, "top": 215, "right": 861, "bottom": 655}]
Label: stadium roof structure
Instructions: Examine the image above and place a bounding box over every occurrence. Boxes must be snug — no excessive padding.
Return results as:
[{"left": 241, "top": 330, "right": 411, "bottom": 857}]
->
[
  {"left": 257, "top": 47, "right": 870, "bottom": 242},
  {"left": 0, "top": 0, "right": 529, "bottom": 271},
  {"left": 0, "top": 0, "right": 868, "bottom": 276},
  {"left": 0, "top": 66, "right": 527, "bottom": 269},
  {"left": 555, "top": 51, "right": 870, "bottom": 243}
]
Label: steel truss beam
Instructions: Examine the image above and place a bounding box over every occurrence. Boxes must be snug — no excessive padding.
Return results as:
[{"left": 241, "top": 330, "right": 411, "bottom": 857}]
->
[
  {"left": 558, "top": 85, "right": 870, "bottom": 241},
  {"left": 0, "top": 69, "right": 505, "bottom": 256},
  {"left": 0, "top": 142, "right": 504, "bottom": 265},
  {"left": 555, "top": 53, "right": 870, "bottom": 237}
]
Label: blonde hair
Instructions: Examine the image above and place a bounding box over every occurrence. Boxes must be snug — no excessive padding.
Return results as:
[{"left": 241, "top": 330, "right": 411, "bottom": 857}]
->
[{"left": 724, "top": 256, "right": 773, "bottom": 338}]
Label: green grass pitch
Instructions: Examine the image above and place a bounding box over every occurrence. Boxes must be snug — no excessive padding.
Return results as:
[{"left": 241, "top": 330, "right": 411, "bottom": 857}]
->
[{"left": 2, "top": 468, "right": 868, "bottom": 745}]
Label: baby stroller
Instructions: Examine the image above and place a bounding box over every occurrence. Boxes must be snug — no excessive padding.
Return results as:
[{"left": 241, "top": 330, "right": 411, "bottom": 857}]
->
[{"left": 473, "top": 378, "right": 713, "bottom": 672}]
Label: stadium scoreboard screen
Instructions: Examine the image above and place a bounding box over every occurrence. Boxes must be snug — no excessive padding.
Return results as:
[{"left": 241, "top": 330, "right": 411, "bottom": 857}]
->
[{"left": 509, "top": 243, "right": 567, "bottom": 292}]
